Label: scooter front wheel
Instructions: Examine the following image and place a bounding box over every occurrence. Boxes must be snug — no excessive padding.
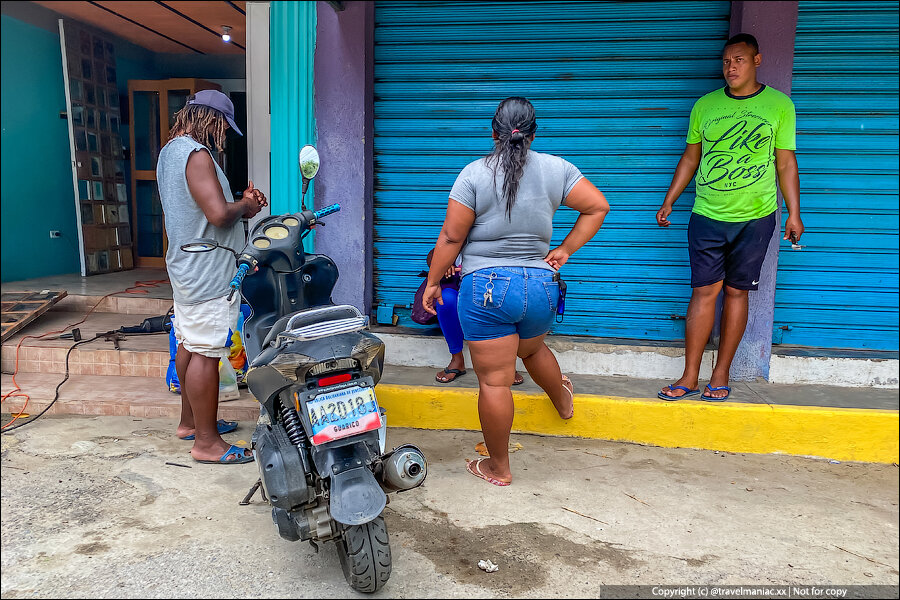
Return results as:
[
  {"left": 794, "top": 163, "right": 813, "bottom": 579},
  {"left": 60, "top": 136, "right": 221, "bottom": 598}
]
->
[{"left": 336, "top": 515, "right": 392, "bottom": 593}]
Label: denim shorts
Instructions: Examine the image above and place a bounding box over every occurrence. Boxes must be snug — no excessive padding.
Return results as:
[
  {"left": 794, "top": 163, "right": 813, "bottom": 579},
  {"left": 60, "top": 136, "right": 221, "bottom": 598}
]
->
[{"left": 457, "top": 266, "right": 559, "bottom": 341}]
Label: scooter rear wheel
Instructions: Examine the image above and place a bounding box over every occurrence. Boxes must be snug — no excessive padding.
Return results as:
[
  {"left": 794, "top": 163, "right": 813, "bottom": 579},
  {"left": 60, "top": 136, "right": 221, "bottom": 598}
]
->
[{"left": 336, "top": 515, "right": 391, "bottom": 593}]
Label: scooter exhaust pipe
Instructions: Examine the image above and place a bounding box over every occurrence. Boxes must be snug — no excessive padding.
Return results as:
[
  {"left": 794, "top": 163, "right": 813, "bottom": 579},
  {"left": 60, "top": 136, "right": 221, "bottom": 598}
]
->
[{"left": 378, "top": 444, "right": 427, "bottom": 491}]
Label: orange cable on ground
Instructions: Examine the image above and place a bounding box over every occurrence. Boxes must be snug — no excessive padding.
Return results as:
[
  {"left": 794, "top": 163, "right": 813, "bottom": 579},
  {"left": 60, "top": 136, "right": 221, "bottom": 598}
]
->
[{"left": 1, "top": 280, "right": 170, "bottom": 429}]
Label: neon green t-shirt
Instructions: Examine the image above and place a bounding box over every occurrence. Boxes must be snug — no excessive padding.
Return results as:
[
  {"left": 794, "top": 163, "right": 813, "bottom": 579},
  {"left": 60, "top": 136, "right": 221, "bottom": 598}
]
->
[{"left": 687, "top": 85, "right": 796, "bottom": 222}]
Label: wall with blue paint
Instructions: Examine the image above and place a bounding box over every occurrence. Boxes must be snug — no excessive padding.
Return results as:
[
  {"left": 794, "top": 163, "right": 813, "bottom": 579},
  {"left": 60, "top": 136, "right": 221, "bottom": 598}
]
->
[
  {"left": 313, "top": 1, "right": 374, "bottom": 313},
  {"left": 1, "top": 13, "right": 80, "bottom": 282}
]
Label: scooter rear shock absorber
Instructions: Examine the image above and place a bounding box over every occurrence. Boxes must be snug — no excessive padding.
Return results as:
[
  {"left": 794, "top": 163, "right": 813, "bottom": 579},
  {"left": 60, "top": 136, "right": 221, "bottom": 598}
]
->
[
  {"left": 279, "top": 401, "right": 307, "bottom": 449},
  {"left": 277, "top": 398, "right": 315, "bottom": 481}
]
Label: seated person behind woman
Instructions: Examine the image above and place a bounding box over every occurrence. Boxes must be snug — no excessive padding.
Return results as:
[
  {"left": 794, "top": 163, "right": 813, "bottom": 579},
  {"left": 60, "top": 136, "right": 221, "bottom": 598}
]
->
[{"left": 423, "top": 250, "right": 523, "bottom": 386}]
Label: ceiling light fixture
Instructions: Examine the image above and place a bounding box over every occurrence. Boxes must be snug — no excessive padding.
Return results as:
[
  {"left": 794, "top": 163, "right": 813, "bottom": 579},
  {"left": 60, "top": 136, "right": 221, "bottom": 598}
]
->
[{"left": 221, "top": 25, "right": 232, "bottom": 43}]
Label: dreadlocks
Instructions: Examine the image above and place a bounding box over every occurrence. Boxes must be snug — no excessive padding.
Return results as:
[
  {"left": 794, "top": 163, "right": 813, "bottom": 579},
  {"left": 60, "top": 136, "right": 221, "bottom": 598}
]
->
[{"left": 168, "top": 103, "right": 228, "bottom": 152}]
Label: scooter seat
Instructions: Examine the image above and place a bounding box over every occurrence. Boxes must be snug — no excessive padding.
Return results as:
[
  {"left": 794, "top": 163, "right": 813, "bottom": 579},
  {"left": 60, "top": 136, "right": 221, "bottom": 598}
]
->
[{"left": 259, "top": 304, "right": 364, "bottom": 351}]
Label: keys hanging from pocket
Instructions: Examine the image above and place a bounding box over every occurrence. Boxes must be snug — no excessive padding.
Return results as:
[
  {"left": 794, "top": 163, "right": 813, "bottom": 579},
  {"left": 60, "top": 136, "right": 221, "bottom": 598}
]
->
[{"left": 483, "top": 273, "right": 496, "bottom": 307}]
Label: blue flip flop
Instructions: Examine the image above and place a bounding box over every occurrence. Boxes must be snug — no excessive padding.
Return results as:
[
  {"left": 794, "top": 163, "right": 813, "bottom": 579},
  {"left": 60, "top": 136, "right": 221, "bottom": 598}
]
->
[
  {"left": 179, "top": 419, "right": 238, "bottom": 440},
  {"left": 194, "top": 444, "right": 254, "bottom": 465},
  {"left": 658, "top": 384, "right": 700, "bottom": 401},
  {"left": 701, "top": 384, "right": 731, "bottom": 402}
]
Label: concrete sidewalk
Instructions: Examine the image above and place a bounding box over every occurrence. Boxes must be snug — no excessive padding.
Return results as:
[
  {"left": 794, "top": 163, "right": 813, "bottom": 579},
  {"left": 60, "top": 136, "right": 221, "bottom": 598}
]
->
[
  {"left": 2, "top": 294, "right": 897, "bottom": 464},
  {"left": 3, "top": 363, "right": 898, "bottom": 465},
  {"left": 1, "top": 415, "right": 898, "bottom": 598}
]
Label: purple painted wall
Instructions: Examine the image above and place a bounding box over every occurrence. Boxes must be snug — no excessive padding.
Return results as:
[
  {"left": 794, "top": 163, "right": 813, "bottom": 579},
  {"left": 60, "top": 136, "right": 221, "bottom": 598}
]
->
[
  {"left": 728, "top": 1, "right": 799, "bottom": 380},
  {"left": 313, "top": 1, "right": 375, "bottom": 314}
]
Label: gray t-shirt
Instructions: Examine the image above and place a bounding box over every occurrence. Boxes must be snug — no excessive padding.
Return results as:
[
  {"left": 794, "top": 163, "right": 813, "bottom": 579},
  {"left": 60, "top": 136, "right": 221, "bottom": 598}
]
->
[
  {"left": 449, "top": 150, "right": 583, "bottom": 276},
  {"left": 157, "top": 136, "right": 245, "bottom": 305}
]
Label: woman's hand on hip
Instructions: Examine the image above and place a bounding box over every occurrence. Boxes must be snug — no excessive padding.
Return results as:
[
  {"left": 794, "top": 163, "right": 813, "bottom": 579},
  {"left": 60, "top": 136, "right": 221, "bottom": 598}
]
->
[
  {"left": 421, "top": 283, "right": 444, "bottom": 316},
  {"left": 544, "top": 247, "right": 570, "bottom": 270}
]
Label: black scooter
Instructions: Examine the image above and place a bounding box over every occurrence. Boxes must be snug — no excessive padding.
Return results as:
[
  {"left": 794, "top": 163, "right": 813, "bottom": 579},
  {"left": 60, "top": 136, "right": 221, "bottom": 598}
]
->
[{"left": 181, "top": 146, "right": 426, "bottom": 593}]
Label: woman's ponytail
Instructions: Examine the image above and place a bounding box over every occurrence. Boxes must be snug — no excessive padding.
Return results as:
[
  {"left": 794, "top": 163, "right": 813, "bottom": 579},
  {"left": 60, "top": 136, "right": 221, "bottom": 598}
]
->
[{"left": 485, "top": 97, "right": 537, "bottom": 219}]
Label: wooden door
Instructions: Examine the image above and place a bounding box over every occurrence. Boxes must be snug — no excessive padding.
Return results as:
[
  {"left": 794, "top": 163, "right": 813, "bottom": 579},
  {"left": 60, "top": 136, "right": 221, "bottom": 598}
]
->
[{"left": 127, "top": 78, "right": 220, "bottom": 268}]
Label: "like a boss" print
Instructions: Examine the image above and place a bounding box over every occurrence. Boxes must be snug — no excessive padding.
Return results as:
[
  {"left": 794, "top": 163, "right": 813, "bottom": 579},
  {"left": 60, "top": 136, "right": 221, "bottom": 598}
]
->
[{"left": 696, "top": 110, "right": 775, "bottom": 192}]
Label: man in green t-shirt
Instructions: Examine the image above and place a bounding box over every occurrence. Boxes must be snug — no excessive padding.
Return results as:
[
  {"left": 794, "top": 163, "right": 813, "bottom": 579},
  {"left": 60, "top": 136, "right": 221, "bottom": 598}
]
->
[{"left": 655, "top": 33, "right": 804, "bottom": 402}]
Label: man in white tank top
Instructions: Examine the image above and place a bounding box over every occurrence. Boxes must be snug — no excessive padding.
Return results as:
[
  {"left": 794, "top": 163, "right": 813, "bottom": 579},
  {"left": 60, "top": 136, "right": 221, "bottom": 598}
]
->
[{"left": 158, "top": 90, "right": 266, "bottom": 464}]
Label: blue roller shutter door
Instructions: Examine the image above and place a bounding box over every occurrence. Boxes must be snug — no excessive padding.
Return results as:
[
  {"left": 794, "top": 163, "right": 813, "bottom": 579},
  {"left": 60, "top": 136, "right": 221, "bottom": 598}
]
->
[
  {"left": 776, "top": 1, "right": 899, "bottom": 350},
  {"left": 373, "top": 1, "right": 730, "bottom": 341}
]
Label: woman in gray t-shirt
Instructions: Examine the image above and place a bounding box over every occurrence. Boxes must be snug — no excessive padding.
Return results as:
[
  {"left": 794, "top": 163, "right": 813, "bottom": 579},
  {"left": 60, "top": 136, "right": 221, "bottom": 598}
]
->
[{"left": 421, "top": 97, "right": 609, "bottom": 487}]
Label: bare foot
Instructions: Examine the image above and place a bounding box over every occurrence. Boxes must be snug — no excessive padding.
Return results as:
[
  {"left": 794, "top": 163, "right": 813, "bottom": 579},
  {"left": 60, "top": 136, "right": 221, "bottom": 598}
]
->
[{"left": 513, "top": 371, "right": 524, "bottom": 385}]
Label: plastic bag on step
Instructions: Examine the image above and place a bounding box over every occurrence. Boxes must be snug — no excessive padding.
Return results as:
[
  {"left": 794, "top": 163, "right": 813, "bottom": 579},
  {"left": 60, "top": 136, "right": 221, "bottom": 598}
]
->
[
  {"left": 218, "top": 358, "right": 240, "bottom": 401},
  {"left": 226, "top": 305, "right": 250, "bottom": 382},
  {"left": 166, "top": 315, "right": 180, "bottom": 393}
]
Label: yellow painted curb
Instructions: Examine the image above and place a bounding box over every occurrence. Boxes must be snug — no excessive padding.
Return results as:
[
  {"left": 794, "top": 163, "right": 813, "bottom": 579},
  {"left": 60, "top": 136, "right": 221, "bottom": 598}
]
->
[{"left": 375, "top": 384, "right": 900, "bottom": 464}]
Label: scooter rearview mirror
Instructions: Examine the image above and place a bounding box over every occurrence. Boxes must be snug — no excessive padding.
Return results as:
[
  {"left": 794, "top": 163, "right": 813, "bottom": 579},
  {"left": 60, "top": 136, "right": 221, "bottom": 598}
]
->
[
  {"left": 180, "top": 239, "right": 239, "bottom": 256},
  {"left": 299, "top": 145, "right": 320, "bottom": 181},
  {"left": 299, "top": 144, "right": 320, "bottom": 210},
  {"left": 181, "top": 239, "right": 220, "bottom": 253}
]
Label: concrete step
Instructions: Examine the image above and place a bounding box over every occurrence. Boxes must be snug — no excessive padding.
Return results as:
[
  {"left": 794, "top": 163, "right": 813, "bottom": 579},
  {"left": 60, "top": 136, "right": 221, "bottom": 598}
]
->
[
  {"left": 51, "top": 293, "right": 173, "bottom": 315},
  {"left": 4, "top": 305, "right": 897, "bottom": 392},
  {"left": 375, "top": 328, "right": 900, "bottom": 389},
  {"left": 2, "top": 309, "right": 169, "bottom": 377},
  {"left": 1, "top": 372, "right": 258, "bottom": 423}
]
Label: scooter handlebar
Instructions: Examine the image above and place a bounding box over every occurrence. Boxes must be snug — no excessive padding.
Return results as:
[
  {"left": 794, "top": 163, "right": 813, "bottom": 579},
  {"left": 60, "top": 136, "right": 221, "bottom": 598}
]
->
[
  {"left": 314, "top": 204, "right": 341, "bottom": 220},
  {"left": 228, "top": 263, "right": 251, "bottom": 300}
]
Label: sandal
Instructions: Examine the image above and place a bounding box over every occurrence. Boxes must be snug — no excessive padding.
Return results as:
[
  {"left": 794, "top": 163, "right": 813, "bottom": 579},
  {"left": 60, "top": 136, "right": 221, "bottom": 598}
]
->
[
  {"left": 560, "top": 375, "right": 575, "bottom": 419},
  {"left": 657, "top": 384, "right": 701, "bottom": 401},
  {"left": 193, "top": 444, "right": 254, "bottom": 465},
  {"left": 466, "top": 458, "right": 510, "bottom": 487},
  {"left": 436, "top": 368, "right": 466, "bottom": 383},
  {"left": 512, "top": 372, "right": 524, "bottom": 386},
  {"left": 701, "top": 384, "right": 731, "bottom": 402}
]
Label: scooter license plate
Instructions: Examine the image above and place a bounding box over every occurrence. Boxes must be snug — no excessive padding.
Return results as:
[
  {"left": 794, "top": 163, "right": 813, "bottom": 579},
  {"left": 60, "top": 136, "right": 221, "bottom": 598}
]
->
[{"left": 305, "top": 385, "right": 382, "bottom": 445}]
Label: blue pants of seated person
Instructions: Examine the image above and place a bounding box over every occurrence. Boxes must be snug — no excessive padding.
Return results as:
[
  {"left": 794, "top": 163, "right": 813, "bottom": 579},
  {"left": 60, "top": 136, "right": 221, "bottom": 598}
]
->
[{"left": 435, "top": 286, "right": 464, "bottom": 355}]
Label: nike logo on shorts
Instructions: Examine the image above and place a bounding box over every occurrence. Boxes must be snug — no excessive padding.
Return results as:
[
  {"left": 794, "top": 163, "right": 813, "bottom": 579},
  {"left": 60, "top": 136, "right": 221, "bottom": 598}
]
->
[{"left": 752, "top": 280, "right": 760, "bottom": 285}]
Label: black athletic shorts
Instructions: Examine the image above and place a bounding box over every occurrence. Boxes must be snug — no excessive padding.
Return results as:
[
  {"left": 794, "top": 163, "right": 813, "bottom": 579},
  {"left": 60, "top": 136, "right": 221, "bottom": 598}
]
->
[{"left": 687, "top": 210, "right": 776, "bottom": 290}]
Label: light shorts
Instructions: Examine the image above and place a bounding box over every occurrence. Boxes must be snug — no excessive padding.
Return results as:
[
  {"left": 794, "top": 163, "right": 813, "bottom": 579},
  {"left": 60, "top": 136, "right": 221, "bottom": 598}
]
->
[{"left": 172, "top": 294, "right": 240, "bottom": 358}]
